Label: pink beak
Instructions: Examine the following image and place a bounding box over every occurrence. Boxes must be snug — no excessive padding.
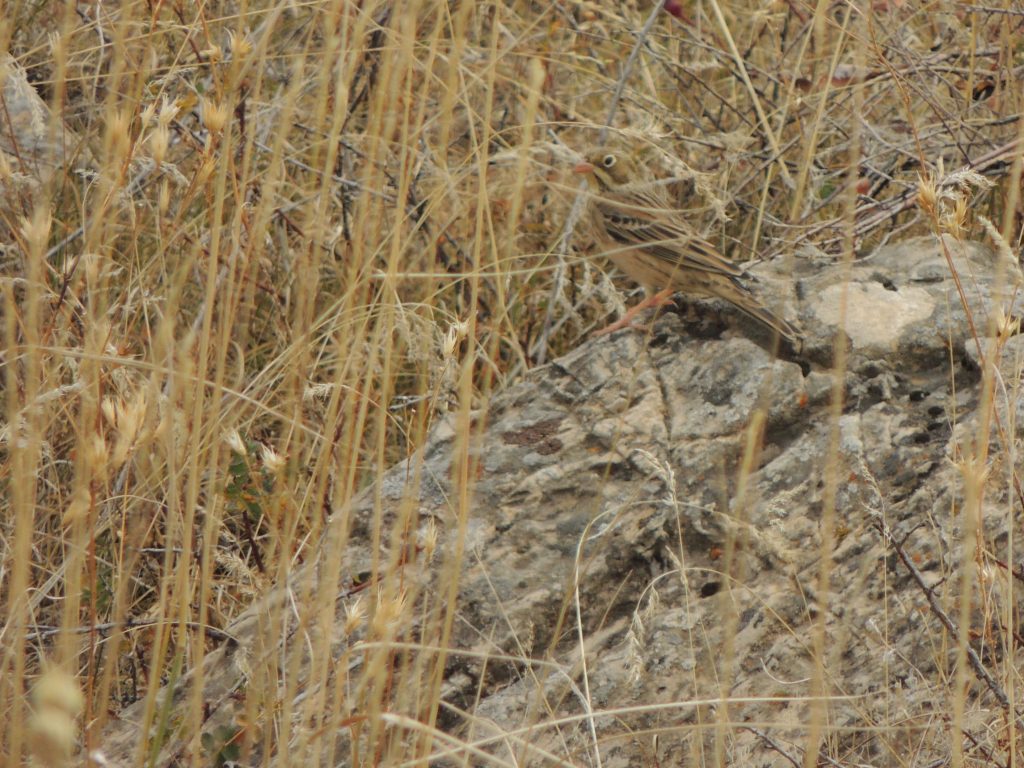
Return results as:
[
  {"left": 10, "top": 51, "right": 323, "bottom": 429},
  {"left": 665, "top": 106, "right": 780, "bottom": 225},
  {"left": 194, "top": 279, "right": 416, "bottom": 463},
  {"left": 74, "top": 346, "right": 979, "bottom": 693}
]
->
[{"left": 574, "top": 161, "right": 594, "bottom": 175}]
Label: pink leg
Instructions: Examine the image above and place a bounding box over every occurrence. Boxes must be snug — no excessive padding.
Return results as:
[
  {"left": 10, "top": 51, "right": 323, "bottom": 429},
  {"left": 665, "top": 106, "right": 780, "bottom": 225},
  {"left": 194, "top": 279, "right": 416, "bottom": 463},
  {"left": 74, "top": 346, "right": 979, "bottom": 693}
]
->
[{"left": 592, "top": 288, "right": 676, "bottom": 337}]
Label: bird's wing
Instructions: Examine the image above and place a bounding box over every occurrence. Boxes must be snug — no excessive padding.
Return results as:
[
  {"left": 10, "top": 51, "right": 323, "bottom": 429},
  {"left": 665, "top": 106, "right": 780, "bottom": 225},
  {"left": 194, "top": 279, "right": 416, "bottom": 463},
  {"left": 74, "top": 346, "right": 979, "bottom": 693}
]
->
[{"left": 595, "top": 190, "right": 744, "bottom": 279}]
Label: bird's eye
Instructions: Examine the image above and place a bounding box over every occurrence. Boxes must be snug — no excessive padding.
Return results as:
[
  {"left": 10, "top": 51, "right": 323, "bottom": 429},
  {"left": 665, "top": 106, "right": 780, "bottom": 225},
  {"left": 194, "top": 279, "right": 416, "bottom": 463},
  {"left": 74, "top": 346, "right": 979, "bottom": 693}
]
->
[{"left": 602, "top": 154, "right": 616, "bottom": 168}]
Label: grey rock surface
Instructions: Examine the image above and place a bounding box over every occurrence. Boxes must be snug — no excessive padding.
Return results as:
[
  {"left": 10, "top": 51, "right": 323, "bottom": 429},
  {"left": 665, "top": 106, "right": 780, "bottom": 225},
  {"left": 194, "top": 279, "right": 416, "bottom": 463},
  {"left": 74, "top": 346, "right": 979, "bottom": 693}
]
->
[
  {"left": 0, "top": 54, "right": 92, "bottom": 184},
  {"left": 100, "top": 235, "right": 1023, "bottom": 767}
]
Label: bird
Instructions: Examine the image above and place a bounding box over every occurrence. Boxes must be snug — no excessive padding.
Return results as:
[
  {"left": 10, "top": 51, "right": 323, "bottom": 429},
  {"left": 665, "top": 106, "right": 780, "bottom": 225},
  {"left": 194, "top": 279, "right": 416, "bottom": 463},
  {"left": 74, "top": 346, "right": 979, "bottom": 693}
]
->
[{"left": 573, "top": 146, "right": 801, "bottom": 345}]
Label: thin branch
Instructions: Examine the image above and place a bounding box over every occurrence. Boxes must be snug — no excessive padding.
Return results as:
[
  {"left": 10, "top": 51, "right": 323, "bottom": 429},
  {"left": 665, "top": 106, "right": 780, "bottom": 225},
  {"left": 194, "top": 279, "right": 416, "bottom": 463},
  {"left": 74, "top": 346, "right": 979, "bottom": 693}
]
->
[{"left": 875, "top": 519, "right": 1015, "bottom": 715}]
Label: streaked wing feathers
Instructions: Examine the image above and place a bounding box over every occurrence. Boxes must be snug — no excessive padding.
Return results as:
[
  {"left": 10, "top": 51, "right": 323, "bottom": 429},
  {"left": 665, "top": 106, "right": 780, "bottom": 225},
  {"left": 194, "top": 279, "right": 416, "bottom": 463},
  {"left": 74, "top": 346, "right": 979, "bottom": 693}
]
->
[{"left": 594, "top": 190, "right": 743, "bottom": 279}]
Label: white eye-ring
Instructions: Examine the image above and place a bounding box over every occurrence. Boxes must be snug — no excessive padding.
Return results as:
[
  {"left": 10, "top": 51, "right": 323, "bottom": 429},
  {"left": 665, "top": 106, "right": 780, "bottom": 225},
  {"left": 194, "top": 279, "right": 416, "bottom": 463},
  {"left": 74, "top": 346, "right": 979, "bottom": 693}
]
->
[{"left": 602, "top": 154, "right": 616, "bottom": 168}]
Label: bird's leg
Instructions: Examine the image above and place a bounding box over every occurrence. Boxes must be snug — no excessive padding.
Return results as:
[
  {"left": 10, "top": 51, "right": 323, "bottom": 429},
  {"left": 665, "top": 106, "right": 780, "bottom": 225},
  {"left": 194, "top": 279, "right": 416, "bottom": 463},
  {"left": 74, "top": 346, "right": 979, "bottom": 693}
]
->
[{"left": 592, "top": 287, "right": 676, "bottom": 337}]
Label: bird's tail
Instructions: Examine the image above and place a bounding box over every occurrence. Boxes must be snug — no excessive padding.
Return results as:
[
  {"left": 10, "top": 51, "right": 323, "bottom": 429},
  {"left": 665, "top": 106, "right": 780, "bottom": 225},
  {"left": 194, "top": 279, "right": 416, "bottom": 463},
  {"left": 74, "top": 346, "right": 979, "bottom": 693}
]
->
[{"left": 731, "top": 289, "right": 802, "bottom": 348}]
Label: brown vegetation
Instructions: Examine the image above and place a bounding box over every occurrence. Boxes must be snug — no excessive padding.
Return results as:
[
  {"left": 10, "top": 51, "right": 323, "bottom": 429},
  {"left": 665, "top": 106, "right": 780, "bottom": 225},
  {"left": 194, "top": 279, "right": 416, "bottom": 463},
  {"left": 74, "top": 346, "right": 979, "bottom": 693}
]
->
[{"left": 1, "top": 0, "right": 1023, "bottom": 765}]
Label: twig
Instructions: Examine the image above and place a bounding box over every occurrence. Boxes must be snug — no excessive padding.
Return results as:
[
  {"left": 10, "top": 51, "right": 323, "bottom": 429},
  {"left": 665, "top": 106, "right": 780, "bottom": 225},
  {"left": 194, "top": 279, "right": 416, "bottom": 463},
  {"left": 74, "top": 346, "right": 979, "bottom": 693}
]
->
[
  {"left": 961, "top": 4, "right": 1024, "bottom": 15},
  {"left": 23, "top": 618, "right": 237, "bottom": 645},
  {"left": 874, "top": 519, "right": 1014, "bottom": 714},
  {"left": 804, "top": 135, "right": 1023, "bottom": 250},
  {"left": 742, "top": 727, "right": 802, "bottom": 768}
]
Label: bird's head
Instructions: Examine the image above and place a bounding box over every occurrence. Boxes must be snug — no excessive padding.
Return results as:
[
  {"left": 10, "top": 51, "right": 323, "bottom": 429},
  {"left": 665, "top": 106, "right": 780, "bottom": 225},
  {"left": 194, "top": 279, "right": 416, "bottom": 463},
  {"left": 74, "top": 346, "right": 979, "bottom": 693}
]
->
[{"left": 573, "top": 147, "right": 637, "bottom": 189}]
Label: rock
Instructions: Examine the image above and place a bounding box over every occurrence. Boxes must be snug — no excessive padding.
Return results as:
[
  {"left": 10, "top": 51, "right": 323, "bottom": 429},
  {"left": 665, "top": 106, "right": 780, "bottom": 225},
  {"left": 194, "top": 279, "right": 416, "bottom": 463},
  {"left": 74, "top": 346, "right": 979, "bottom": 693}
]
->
[
  {"left": 98, "top": 235, "right": 1020, "bottom": 767},
  {"left": 0, "top": 54, "right": 92, "bottom": 186}
]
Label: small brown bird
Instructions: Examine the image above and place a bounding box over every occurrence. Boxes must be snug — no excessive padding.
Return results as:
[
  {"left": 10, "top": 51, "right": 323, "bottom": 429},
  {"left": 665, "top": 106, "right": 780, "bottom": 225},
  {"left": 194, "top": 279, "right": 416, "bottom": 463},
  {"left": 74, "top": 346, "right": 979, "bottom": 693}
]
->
[{"left": 574, "top": 147, "right": 800, "bottom": 344}]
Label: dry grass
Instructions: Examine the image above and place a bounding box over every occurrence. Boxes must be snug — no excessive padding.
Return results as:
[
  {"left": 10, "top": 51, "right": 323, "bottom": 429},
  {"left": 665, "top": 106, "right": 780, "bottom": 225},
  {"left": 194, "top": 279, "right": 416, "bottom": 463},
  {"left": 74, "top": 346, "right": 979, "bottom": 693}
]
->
[{"left": 1, "top": 0, "right": 1023, "bottom": 765}]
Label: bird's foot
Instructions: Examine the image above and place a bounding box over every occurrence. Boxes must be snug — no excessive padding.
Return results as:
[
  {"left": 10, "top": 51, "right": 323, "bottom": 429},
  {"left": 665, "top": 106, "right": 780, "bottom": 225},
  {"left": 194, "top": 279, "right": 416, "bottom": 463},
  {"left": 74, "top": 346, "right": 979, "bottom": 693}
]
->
[
  {"left": 591, "top": 288, "right": 676, "bottom": 337},
  {"left": 591, "top": 315, "right": 647, "bottom": 337}
]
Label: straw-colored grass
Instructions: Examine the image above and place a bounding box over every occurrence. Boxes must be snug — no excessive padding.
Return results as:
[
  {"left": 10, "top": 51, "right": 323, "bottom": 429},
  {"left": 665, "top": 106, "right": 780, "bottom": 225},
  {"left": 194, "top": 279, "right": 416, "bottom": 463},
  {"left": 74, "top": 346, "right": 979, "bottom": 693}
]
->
[{"left": 1, "top": 0, "right": 1022, "bottom": 765}]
